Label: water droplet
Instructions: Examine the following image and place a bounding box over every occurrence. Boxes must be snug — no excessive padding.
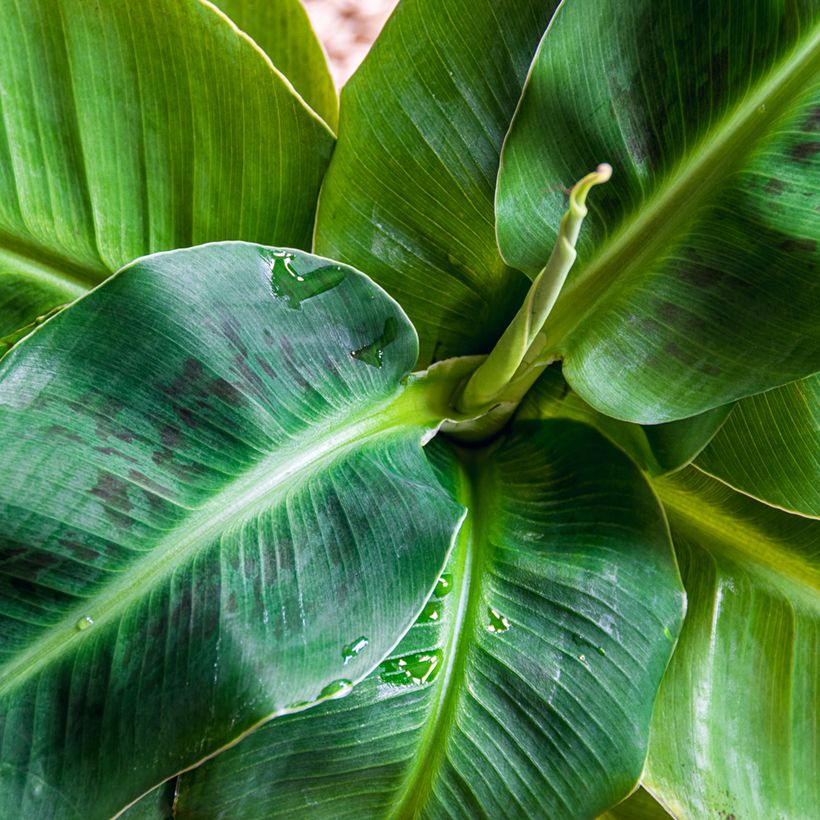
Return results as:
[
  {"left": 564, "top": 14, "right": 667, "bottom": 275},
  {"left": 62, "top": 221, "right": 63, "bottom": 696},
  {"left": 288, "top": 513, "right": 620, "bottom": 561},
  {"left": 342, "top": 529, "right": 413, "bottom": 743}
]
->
[
  {"left": 597, "top": 646, "right": 606, "bottom": 656},
  {"left": 664, "top": 626, "right": 673, "bottom": 641},
  {"left": 416, "top": 601, "right": 442, "bottom": 624},
  {"left": 487, "top": 607, "right": 510, "bottom": 634},
  {"left": 380, "top": 650, "right": 443, "bottom": 687},
  {"left": 351, "top": 317, "right": 399, "bottom": 368},
  {"left": 262, "top": 609, "right": 269, "bottom": 625},
  {"left": 434, "top": 574, "right": 453, "bottom": 598},
  {"left": 342, "top": 636, "right": 369, "bottom": 664},
  {"left": 268, "top": 251, "right": 346, "bottom": 310},
  {"left": 578, "top": 654, "right": 586, "bottom": 662},
  {"left": 320, "top": 679, "right": 353, "bottom": 700},
  {"left": 286, "top": 699, "right": 312, "bottom": 711},
  {"left": 76, "top": 615, "right": 94, "bottom": 631},
  {"left": 758, "top": 103, "right": 767, "bottom": 113}
]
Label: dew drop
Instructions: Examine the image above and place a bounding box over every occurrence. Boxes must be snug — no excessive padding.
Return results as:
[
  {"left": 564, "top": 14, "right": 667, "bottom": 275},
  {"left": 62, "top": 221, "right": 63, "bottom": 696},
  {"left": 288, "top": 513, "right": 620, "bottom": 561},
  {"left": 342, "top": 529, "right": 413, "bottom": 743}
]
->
[
  {"left": 76, "top": 615, "right": 94, "bottom": 631},
  {"left": 320, "top": 679, "right": 353, "bottom": 700},
  {"left": 434, "top": 573, "right": 453, "bottom": 598},
  {"left": 379, "top": 650, "right": 443, "bottom": 687},
  {"left": 597, "top": 646, "right": 607, "bottom": 656},
  {"left": 416, "top": 601, "right": 442, "bottom": 624},
  {"left": 268, "top": 250, "right": 346, "bottom": 310},
  {"left": 342, "top": 636, "right": 369, "bottom": 665},
  {"left": 758, "top": 103, "right": 767, "bottom": 113},
  {"left": 351, "top": 317, "right": 399, "bottom": 368},
  {"left": 663, "top": 626, "right": 673, "bottom": 641},
  {"left": 487, "top": 607, "right": 510, "bottom": 634},
  {"left": 578, "top": 654, "right": 586, "bottom": 662}
]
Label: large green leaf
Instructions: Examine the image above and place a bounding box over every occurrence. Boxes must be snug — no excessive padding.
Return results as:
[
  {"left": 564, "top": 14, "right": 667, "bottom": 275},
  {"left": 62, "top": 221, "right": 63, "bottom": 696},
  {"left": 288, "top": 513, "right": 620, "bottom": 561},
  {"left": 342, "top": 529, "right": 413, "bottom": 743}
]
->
[
  {"left": 599, "top": 788, "right": 671, "bottom": 820},
  {"left": 696, "top": 374, "right": 820, "bottom": 518},
  {"left": 314, "top": 0, "right": 561, "bottom": 365},
  {"left": 0, "top": 243, "right": 465, "bottom": 817},
  {"left": 645, "top": 468, "right": 819, "bottom": 818},
  {"left": 0, "top": 0, "right": 333, "bottom": 340},
  {"left": 518, "top": 365, "right": 731, "bottom": 476},
  {"left": 168, "top": 421, "right": 684, "bottom": 818},
  {"left": 212, "top": 0, "right": 338, "bottom": 129},
  {"left": 496, "top": 0, "right": 820, "bottom": 422}
]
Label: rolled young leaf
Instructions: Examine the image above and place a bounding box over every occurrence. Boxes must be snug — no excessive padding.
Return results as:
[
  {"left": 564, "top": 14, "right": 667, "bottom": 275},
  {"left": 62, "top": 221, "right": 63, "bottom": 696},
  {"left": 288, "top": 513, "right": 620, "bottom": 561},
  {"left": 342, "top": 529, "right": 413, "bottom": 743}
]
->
[
  {"left": 314, "top": 0, "right": 561, "bottom": 365},
  {"left": 170, "top": 421, "right": 685, "bottom": 818},
  {"left": 0, "top": 243, "right": 465, "bottom": 817},
  {"left": 645, "top": 468, "right": 820, "bottom": 818},
  {"left": 696, "top": 373, "right": 820, "bottom": 518},
  {"left": 0, "top": 0, "right": 334, "bottom": 341},
  {"left": 211, "top": 0, "right": 338, "bottom": 129},
  {"left": 496, "top": 0, "right": 820, "bottom": 422}
]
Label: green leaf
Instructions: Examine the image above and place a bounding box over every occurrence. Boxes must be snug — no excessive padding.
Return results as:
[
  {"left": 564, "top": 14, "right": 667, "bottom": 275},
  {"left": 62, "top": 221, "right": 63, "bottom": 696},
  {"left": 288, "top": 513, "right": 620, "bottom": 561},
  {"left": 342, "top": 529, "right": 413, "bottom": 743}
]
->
[
  {"left": 646, "top": 468, "right": 819, "bottom": 818},
  {"left": 696, "top": 374, "right": 820, "bottom": 518},
  {"left": 0, "top": 243, "right": 465, "bottom": 817},
  {"left": 598, "top": 788, "right": 672, "bottom": 820},
  {"left": 518, "top": 365, "right": 730, "bottom": 476},
  {"left": 211, "top": 0, "right": 338, "bottom": 129},
  {"left": 0, "top": 0, "right": 333, "bottom": 343},
  {"left": 169, "top": 421, "right": 684, "bottom": 818},
  {"left": 314, "top": 0, "right": 561, "bottom": 365},
  {"left": 496, "top": 0, "right": 820, "bottom": 422}
]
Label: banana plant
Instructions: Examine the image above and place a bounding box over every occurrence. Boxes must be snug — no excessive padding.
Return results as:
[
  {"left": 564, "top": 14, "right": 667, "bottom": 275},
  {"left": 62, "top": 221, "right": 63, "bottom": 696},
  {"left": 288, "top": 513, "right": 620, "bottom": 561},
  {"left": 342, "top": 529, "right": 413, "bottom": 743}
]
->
[{"left": 0, "top": 1, "right": 817, "bottom": 818}]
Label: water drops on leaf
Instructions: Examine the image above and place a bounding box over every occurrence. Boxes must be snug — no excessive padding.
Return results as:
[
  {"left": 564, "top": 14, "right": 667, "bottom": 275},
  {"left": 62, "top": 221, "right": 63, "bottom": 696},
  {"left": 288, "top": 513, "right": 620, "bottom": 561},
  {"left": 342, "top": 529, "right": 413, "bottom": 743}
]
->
[
  {"left": 267, "top": 250, "right": 346, "bottom": 310},
  {"left": 380, "top": 650, "right": 443, "bottom": 687},
  {"left": 351, "top": 317, "right": 398, "bottom": 368},
  {"left": 416, "top": 601, "right": 442, "bottom": 624},
  {"left": 75, "top": 615, "right": 94, "bottom": 631},
  {"left": 434, "top": 573, "right": 453, "bottom": 598},
  {"left": 342, "top": 636, "right": 369, "bottom": 665},
  {"left": 319, "top": 679, "right": 353, "bottom": 700},
  {"left": 487, "top": 607, "right": 510, "bottom": 634}
]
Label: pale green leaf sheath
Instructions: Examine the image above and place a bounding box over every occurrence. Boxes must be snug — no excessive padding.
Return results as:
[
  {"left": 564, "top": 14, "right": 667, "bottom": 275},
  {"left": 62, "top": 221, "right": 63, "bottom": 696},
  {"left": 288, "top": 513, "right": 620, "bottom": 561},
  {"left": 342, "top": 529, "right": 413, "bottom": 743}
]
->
[
  {"left": 0, "top": 243, "right": 465, "bottom": 817},
  {"left": 0, "top": 0, "right": 334, "bottom": 343},
  {"left": 171, "top": 421, "right": 685, "bottom": 819},
  {"left": 314, "top": 0, "right": 561, "bottom": 364},
  {"left": 211, "top": 0, "right": 338, "bottom": 129},
  {"left": 497, "top": 0, "right": 820, "bottom": 422},
  {"left": 697, "top": 373, "right": 820, "bottom": 518},
  {"left": 645, "top": 469, "right": 820, "bottom": 818}
]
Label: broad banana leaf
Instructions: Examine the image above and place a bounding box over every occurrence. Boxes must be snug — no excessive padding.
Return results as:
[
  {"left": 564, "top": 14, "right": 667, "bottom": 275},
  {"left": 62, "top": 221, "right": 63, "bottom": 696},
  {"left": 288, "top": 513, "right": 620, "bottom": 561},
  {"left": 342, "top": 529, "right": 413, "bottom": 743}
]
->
[
  {"left": 496, "top": 0, "right": 820, "bottom": 422},
  {"left": 0, "top": 0, "right": 333, "bottom": 343},
  {"left": 314, "top": 0, "right": 561, "bottom": 364},
  {"left": 645, "top": 468, "right": 819, "bottom": 818},
  {"left": 517, "top": 365, "right": 730, "bottom": 476},
  {"left": 599, "top": 788, "right": 671, "bottom": 820},
  {"left": 212, "top": 0, "right": 338, "bottom": 129},
  {"left": 0, "top": 243, "right": 466, "bottom": 817},
  {"left": 696, "top": 374, "right": 820, "bottom": 518},
  {"left": 166, "top": 423, "right": 685, "bottom": 818}
]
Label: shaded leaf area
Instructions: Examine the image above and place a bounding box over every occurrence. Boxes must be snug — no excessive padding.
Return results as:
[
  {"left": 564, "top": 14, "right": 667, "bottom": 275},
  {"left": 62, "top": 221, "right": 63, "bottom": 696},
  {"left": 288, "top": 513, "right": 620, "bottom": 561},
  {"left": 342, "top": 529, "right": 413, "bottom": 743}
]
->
[
  {"left": 0, "top": 0, "right": 333, "bottom": 339},
  {"left": 517, "top": 365, "right": 730, "bottom": 476},
  {"left": 212, "top": 0, "right": 338, "bottom": 129},
  {"left": 169, "top": 421, "right": 684, "bottom": 819},
  {"left": 646, "top": 468, "right": 819, "bottom": 818},
  {"left": 497, "top": 0, "right": 820, "bottom": 421},
  {"left": 598, "top": 787, "right": 671, "bottom": 820},
  {"left": 697, "top": 374, "right": 820, "bottom": 518},
  {"left": 314, "top": 0, "right": 560, "bottom": 365},
  {"left": 0, "top": 244, "right": 464, "bottom": 817}
]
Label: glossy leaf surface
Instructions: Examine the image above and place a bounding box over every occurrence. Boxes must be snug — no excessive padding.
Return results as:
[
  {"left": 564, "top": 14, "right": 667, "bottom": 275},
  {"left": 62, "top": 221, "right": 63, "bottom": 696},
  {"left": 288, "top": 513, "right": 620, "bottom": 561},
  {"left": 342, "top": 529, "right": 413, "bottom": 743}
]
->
[
  {"left": 517, "top": 365, "right": 730, "bottom": 476},
  {"left": 213, "top": 0, "right": 338, "bottom": 129},
  {"left": 646, "top": 468, "right": 819, "bottom": 818},
  {"left": 0, "top": 243, "right": 464, "bottom": 817},
  {"left": 171, "top": 422, "right": 685, "bottom": 818},
  {"left": 497, "top": 0, "right": 820, "bottom": 422},
  {"left": 697, "top": 374, "right": 820, "bottom": 518},
  {"left": 0, "top": 0, "right": 333, "bottom": 340},
  {"left": 314, "top": 0, "right": 560, "bottom": 364}
]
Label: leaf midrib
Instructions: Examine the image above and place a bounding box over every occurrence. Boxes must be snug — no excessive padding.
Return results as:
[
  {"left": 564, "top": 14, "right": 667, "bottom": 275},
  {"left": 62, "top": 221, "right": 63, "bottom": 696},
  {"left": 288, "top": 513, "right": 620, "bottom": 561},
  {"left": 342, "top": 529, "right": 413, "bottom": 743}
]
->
[
  {"left": 543, "top": 21, "right": 820, "bottom": 351},
  {"left": 656, "top": 472, "right": 820, "bottom": 607},
  {"left": 390, "top": 446, "right": 490, "bottom": 819},
  {"left": 0, "top": 387, "right": 428, "bottom": 696}
]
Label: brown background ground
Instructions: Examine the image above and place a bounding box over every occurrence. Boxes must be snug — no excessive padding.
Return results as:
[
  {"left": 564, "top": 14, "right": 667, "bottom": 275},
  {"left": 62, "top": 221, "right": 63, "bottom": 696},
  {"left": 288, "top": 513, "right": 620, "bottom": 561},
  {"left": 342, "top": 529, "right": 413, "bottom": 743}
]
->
[{"left": 303, "top": 0, "right": 399, "bottom": 85}]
